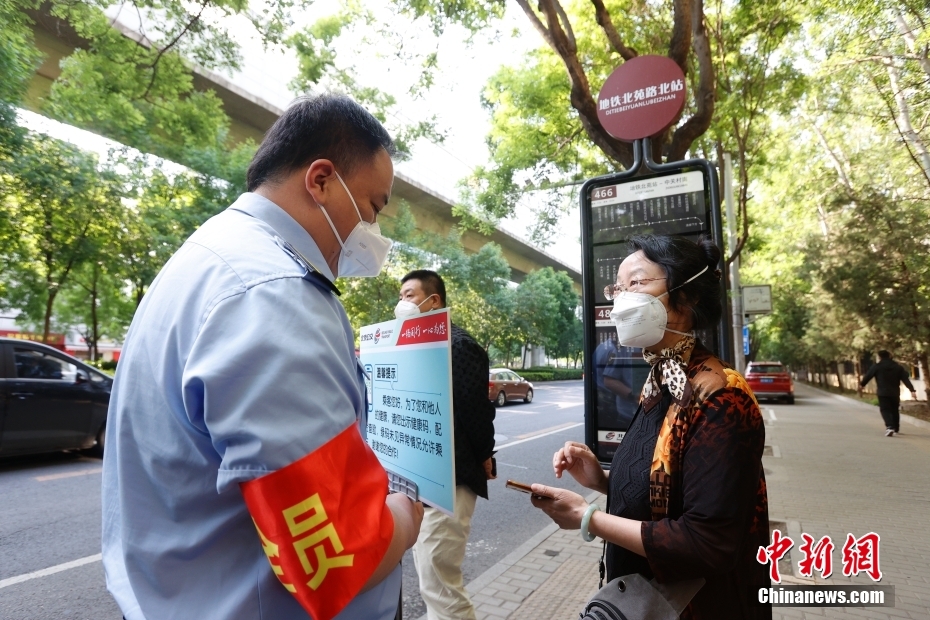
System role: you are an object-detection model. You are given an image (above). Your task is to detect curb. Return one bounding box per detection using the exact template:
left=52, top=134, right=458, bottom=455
left=800, top=382, right=930, bottom=430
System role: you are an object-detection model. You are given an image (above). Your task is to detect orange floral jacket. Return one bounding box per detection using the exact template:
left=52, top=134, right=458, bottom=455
left=640, top=342, right=771, bottom=620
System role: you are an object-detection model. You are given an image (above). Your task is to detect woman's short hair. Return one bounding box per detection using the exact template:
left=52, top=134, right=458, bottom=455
left=246, top=94, right=395, bottom=192
left=628, top=234, right=723, bottom=331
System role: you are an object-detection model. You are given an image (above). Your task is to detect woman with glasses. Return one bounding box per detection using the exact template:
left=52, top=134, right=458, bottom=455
left=530, top=234, right=770, bottom=620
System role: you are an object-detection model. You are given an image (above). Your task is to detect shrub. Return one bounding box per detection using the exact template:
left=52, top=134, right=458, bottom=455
left=515, top=367, right=583, bottom=382
left=518, top=370, right=554, bottom=382
left=552, top=368, right=583, bottom=381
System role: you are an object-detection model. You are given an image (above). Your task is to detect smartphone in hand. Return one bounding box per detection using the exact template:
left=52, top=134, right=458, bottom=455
left=505, top=479, right=534, bottom=494
left=506, top=480, right=551, bottom=500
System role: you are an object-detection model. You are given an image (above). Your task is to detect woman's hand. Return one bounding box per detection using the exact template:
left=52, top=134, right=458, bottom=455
left=529, top=484, right=588, bottom=530
left=553, top=441, right=608, bottom=493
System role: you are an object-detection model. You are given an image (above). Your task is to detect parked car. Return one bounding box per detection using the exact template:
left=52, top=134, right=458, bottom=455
left=489, top=368, right=534, bottom=406
left=745, top=361, right=794, bottom=404
left=0, top=338, right=112, bottom=458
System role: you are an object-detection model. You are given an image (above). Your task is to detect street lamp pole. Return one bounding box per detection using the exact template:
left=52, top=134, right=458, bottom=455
left=723, top=153, right=745, bottom=373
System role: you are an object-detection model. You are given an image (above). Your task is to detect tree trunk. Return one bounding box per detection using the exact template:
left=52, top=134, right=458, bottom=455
left=42, top=291, right=57, bottom=344
left=90, top=264, right=100, bottom=362
left=884, top=59, right=930, bottom=179
left=918, top=349, right=930, bottom=402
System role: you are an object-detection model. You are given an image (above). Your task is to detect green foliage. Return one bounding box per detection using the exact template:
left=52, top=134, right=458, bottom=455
left=287, top=8, right=444, bottom=155
left=0, top=133, right=125, bottom=340
left=516, top=370, right=553, bottom=382
left=44, top=2, right=236, bottom=174
left=393, top=0, right=506, bottom=35
left=0, top=0, right=39, bottom=157
left=513, top=267, right=578, bottom=350
left=740, top=1, right=930, bottom=395
left=521, top=366, right=583, bottom=380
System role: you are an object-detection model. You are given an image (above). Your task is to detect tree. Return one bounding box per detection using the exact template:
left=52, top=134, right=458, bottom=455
left=813, top=186, right=930, bottom=399
left=440, top=242, right=513, bottom=351
left=56, top=259, right=133, bottom=360
left=287, top=7, right=444, bottom=155
left=399, top=0, right=717, bottom=225
left=0, top=133, right=124, bottom=342
left=510, top=267, right=579, bottom=368
left=0, top=0, right=38, bottom=155
left=37, top=0, right=292, bottom=177
left=702, top=0, right=804, bottom=264
left=116, top=153, right=248, bottom=307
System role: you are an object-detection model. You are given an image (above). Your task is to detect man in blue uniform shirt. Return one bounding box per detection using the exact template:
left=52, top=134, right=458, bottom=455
left=102, top=94, right=423, bottom=620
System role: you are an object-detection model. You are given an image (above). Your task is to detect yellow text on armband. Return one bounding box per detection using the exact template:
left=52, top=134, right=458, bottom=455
left=283, top=494, right=355, bottom=590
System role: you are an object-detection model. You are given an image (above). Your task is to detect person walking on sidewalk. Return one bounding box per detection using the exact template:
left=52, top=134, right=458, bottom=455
left=859, top=350, right=917, bottom=437
left=395, top=270, right=497, bottom=620
left=530, top=235, right=770, bottom=620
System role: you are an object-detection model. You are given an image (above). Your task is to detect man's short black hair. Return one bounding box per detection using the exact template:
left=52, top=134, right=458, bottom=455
left=878, top=350, right=891, bottom=359
left=401, top=269, right=447, bottom=307
left=246, top=94, right=396, bottom=192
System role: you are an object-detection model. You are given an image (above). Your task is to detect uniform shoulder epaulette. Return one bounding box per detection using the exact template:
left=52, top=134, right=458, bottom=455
left=273, top=236, right=341, bottom=296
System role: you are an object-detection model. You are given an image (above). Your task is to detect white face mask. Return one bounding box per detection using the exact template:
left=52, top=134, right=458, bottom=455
left=317, top=171, right=393, bottom=278
left=393, top=296, right=433, bottom=319
left=609, top=266, right=708, bottom=348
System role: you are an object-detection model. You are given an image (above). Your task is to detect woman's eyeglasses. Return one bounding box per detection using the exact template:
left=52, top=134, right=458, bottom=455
left=603, top=277, right=667, bottom=300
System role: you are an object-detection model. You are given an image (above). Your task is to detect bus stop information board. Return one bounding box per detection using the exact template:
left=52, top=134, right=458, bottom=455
left=583, top=168, right=721, bottom=462
left=581, top=56, right=728, bottom=463
left=359, top=309, right=456, bottom=516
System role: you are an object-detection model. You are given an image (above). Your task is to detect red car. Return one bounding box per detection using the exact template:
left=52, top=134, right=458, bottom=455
left=745, top=361, right=794, bottom=404
left=488, top=369, right=534, bottom=406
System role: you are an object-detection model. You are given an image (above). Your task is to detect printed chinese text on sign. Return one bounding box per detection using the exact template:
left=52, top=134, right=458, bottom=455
left=596, top=55, right=688, bottom=141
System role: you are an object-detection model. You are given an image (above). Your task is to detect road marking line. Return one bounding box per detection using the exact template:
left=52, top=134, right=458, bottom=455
left=34, top=467, right=102, bottom=482
left=767, top=408, right=777, bottom=422
left=516, top=422, right=577, bottom=440
left=0, top=554, right=101, bottom=590
left=496, top=462, right=528, bottom=469
left=496, top=422, right=583, bottom=451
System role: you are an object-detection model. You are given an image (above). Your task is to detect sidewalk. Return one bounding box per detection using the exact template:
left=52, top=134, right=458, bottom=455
left=440, top=382, right=930, bottom=620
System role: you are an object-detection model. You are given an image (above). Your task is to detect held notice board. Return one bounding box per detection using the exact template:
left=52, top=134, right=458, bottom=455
left=359, top=309, right=456, bottom=516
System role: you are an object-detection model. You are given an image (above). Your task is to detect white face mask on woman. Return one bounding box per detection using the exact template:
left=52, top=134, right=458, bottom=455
left=317, top=171, right=393, bottom=278
left=610, top=266, right=708, bottom=348
left=393, top=296, right=433, bottom=319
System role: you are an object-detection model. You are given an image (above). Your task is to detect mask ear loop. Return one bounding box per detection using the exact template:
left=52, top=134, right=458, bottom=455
left=663, top=265, right=710, bottom=336
left=668, top=265, right=710, bottom=293
left=317, top=200, right=347, bottom=249
left=315, top=170, right=367, bottom=250
left=334, top=171, right=369, bottom=224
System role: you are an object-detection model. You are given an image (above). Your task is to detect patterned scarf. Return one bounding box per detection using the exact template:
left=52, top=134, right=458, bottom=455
left=641, top=334, right=696, bottom=519
left=640, top=334, right=696, bottom=409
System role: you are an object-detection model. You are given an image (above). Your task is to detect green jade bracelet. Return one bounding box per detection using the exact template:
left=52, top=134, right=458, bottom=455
left=581, top=503, right=600, bottom=542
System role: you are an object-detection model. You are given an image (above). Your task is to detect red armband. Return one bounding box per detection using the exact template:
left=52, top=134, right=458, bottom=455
left=240, top=423, right=394, bottom=620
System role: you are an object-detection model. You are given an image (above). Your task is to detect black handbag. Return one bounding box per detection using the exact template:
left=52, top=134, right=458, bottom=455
left=579, top=573, right=704, bottom=620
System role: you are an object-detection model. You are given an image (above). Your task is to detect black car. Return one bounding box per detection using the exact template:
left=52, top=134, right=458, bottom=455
left=0, top=337, right=111, bottom=457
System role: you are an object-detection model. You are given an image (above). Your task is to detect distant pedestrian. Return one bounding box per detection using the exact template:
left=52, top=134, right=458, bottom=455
left=859, top=350, right=917, bottom=437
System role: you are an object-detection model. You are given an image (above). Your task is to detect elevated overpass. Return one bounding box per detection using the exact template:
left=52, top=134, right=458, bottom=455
left=23, top=12, right=582, bottom=286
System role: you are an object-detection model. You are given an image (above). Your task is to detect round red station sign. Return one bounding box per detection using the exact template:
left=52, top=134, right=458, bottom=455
left=596, top=55, right=687, bottom=142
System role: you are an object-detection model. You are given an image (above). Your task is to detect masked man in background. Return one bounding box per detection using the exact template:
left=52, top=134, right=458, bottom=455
left=395, top=270, right=496, bottom=620
left=102, top=94, right=423, bottom=620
